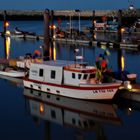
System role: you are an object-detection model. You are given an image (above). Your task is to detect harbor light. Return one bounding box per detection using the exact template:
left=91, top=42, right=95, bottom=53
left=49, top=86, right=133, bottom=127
left=124, top=81, right=132, bottom=90
left=127, top=83, right=132, bottom=90
left=129, top=108, right=132, bottom=111
left=4, top=21, right=9, bottom=27
left=121, top=28, right=125, bottom=33
left=49, top=24, right=56, bottom=29
left=93, top=20, right=96, bottom=24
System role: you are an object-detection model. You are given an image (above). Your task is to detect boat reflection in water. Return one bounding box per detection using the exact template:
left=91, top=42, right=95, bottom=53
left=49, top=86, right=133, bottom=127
left=23, top=88, right=122, bottom=132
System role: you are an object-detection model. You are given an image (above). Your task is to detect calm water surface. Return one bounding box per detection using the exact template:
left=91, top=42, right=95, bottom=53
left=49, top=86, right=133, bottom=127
left=0, top=21, right=140, bottom=140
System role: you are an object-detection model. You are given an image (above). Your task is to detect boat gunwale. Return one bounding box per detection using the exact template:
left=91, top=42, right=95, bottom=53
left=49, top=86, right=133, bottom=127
left=23, top=77, right=122, bottom=90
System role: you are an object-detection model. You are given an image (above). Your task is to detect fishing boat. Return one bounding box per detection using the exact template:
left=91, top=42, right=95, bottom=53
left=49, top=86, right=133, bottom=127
left=23, top=60, right=122, bottom=100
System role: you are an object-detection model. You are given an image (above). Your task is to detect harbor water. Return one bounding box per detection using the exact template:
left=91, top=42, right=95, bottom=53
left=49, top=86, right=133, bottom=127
left=0, top=21, right=140, bottom=140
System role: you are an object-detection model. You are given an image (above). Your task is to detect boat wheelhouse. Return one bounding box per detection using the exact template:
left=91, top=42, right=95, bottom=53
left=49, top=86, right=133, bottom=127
left=23, top=60, right=122, bottom=100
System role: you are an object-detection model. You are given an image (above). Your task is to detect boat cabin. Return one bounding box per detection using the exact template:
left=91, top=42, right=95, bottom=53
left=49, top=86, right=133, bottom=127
left=28, top=60, right=97, bottom=86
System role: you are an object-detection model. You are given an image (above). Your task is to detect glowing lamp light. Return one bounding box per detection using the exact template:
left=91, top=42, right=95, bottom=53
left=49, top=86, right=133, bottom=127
left=93, top=20, right=96, bottom=24
left=5, top=21, right=9, bottom=27
left=49, top=25, right=56, bottom=29
left=121, top=28, right=125, bottom=33
left=128, top=108, right=132, bottom=112
left=124, top=81, right=132, bottom=90
left=53, top=25, right=56, bottom=29
left=127, top=84, right=132, bottom=90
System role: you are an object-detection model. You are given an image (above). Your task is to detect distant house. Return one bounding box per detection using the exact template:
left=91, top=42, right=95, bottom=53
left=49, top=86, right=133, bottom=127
left=129, top=4, right=134, bottom=10
left=106, top=21, right=118, bottom=31
left=94, top=22, right=106, bottom=30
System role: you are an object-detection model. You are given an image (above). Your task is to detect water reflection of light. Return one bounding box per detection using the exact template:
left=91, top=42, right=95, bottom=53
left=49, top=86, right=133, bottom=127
left=39, top=103, right=45, bottom=114
left=5, top=35, right=11, bottom=59
left=93, top=34, right=97, bottom=40
left=121, top=55, right=125, bottom=71
left=53, top=42, right=56, bottom=60
left=127, top=107, right=132, bottom=115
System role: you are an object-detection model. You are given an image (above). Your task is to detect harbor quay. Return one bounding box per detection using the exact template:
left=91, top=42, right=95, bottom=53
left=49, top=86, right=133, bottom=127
left=0, top=9, right=139, bottom=20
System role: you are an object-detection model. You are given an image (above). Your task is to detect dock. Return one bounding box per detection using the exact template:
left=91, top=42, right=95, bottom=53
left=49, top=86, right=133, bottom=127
left=6, top=32, right=140, bottom=51
left=118, top=83, right=140, bottom=102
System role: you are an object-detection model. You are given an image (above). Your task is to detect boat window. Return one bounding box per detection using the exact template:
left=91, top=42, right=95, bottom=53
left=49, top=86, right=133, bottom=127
left=90, top=73, right=95, bottom=78
left=72, top=73, right=75, bottom=79
left=39, top=69, right=43, bottom=77
left=78, top=74, right=82, bottom=79
left=51, top=70, right=56, bottom=79
left=83, top=74, right=88, bottom=80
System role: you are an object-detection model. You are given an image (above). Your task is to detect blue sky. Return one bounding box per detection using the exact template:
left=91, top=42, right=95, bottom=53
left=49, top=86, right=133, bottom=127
left=0, top=0, right=139, bottom=10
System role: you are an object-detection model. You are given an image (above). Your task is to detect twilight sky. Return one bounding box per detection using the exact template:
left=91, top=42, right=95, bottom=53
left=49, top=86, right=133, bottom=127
left=0, top=0, right=139, bottom=10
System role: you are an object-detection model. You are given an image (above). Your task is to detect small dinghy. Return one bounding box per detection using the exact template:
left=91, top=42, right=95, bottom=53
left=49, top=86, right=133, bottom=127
left=0, top=65, right=25, bottom=78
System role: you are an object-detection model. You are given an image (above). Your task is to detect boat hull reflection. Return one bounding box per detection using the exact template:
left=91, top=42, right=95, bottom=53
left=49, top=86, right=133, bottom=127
left=23, top=88, right=121, bottom=129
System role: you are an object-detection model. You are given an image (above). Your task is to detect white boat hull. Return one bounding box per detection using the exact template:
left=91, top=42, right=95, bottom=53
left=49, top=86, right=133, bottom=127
left=23, top=79, right=121, bottom=100
left=0, top=70, right=25, bottom=78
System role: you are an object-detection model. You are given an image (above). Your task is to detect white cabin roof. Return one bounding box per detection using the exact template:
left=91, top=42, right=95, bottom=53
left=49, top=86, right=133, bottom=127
left=34, top=60, right=87, bottom=67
